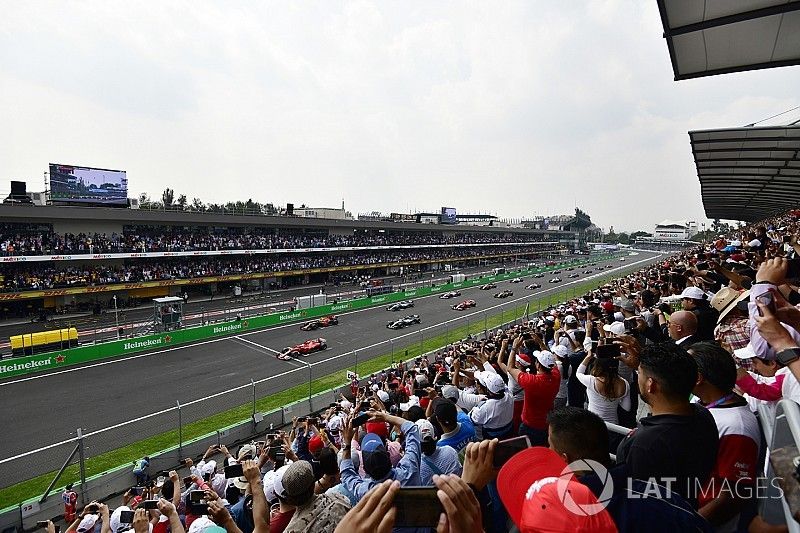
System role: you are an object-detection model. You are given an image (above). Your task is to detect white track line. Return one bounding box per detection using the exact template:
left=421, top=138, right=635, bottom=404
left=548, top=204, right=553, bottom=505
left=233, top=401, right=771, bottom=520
left=0, top=253, right=660, bottom=388
left=0, top=253, right=661, bottom=463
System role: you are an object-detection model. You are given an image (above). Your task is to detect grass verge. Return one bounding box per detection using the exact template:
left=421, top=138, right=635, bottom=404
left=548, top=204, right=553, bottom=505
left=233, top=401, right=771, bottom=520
left=0, top=265, right=626, bottom=508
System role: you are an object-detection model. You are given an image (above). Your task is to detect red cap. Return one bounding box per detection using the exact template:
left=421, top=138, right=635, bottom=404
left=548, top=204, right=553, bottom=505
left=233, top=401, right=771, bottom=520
left=497, top=447, right=617, bottom=533
left=364, top=421, right=389, bottom=438
left=308, top=435, right=324, bottom=454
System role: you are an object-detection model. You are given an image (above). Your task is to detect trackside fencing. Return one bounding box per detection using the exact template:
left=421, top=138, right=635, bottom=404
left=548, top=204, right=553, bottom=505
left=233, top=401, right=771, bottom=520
left=0, top=255, right=613, bottom=380
left=0, top=254, right=626, bottom=530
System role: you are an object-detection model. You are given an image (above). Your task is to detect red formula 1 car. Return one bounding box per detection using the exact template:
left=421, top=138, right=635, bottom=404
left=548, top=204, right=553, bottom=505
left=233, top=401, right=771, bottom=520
left=278, top=338, right=327, bottom=360
left=300, top=315, right=339, bottom=331
left=452, top=299, right=476, bottom=311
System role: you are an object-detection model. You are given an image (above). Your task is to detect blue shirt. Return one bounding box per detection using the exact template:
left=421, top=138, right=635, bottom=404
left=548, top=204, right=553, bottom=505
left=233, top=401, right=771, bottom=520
left=340, top=421, right=421, bottom=502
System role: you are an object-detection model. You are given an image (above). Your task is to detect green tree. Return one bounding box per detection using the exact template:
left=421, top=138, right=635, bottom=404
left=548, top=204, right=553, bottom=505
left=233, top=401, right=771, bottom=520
left=161, top=188, right=174, bottom=207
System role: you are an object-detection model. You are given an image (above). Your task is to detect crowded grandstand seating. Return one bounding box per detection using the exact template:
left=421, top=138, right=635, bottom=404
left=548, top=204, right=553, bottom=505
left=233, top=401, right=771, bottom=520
left=0, top=225, right=546, bottom=256
left=46, top=210, right=800, bottom=532
left=0, top=245, right=553, bottom=292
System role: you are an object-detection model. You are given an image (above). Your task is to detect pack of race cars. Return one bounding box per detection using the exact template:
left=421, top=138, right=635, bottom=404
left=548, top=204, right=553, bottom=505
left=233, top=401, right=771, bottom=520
left=275, top=258, right=607, bottom=360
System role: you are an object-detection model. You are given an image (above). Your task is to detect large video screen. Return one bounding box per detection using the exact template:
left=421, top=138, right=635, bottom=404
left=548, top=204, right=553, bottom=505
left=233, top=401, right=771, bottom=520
left=49, top=164, right=128, bottom=205
left=441, top=207, right=457, bottom=224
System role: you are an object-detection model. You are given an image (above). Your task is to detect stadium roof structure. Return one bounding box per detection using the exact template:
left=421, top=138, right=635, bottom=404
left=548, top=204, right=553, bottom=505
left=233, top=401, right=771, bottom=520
left=657, top=0, right=800, bottom=80
left=689, top=124, right=800, bottom=221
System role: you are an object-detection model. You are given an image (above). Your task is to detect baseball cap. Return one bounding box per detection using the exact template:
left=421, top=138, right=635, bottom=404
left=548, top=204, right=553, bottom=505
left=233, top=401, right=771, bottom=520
left=602, top=322, right=626, bottom=336
left=552, top=345, right=570, bottom=358
left=534, top=351, right=556, bottom=369
left=266, top=464, right=289, bottom=501
left=475, top=371, right=505, bottom=394
left=77, top=515, right=99, bottom=533
left=274, top=460, right=314, bottom=500
left=734, top=344, right=757, bottom=360
left=376, top=390, right=390, bottom=403
left=515, top=352, right=532, bottom=367
left=497, top=447, right=616, bottom=533
left=238, top=444, right=257, bottom=460
left=415, top=419, right=436, bottom=440
left=680, top=286, right=706, bottom=300
left=308, top=435, right=324, bottom=455
left=441, top=384, right=460, bottom=401
left=365, top=421, right=389, bottom=438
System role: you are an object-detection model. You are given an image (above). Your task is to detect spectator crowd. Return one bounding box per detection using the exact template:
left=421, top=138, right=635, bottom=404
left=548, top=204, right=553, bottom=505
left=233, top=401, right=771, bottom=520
left=0, top=225, right=545, bottom=256
left=51, top=209, right=800, bottom=532
left=0, top=244, right=555, bottom=292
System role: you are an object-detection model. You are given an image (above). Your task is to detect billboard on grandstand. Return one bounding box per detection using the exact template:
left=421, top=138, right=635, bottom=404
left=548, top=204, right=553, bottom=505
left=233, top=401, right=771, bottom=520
left=441, top=207, right=457, bottom=224
left=48, top=163, right=128, bottom=205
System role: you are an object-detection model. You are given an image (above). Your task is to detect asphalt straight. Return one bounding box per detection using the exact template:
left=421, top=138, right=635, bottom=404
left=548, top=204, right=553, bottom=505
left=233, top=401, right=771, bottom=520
left=0, top=251, right=662, bottom=486
left=0, top=257, right=532, bottom=351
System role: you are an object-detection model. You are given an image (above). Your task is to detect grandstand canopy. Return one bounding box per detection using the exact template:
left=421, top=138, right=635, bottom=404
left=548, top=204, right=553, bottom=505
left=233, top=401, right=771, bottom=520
left=690, top=124, right=800, bottom=222
left=657, top=0, right=800, bottom=80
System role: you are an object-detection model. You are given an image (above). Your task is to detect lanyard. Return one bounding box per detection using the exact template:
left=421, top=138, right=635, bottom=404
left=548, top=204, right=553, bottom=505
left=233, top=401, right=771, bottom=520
left=703, top=393, right=735, bottom=409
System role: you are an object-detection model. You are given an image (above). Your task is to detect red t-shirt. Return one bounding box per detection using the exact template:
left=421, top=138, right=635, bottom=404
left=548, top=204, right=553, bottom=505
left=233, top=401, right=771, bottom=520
left=517, top=368, right=561, bottom=429
left=270, top=509, right=295, bottom=533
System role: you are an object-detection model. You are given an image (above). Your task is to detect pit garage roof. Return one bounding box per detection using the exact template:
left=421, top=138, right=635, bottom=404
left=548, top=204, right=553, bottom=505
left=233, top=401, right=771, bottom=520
left=657, top=0, right=800, bottom=80
left=690, top=124, right=800, bottom=221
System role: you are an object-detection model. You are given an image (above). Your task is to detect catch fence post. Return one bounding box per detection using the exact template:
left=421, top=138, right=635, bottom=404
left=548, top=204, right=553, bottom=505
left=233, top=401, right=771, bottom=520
left=77, top=428, right=87, bottom=507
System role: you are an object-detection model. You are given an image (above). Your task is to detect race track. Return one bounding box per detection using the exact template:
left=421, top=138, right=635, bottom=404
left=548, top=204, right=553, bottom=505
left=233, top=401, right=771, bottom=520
left=0, top=251, right=661, bottom=487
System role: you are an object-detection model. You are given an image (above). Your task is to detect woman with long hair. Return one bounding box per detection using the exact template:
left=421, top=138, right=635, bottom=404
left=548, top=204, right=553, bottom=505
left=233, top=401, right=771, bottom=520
left=575, top=348, right=631, bottom=425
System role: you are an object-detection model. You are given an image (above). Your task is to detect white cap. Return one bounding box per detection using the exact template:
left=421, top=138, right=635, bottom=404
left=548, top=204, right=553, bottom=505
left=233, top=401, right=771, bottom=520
left=475, top=371, right=505, bottom=394
left=416, top=419, right=436, bottom=440
left=534, top=350, right=556, bottom=368
left=188, top=517, right=215, bottom=533
left=272, top=464, right=291, bottom=499
left=77, top=515, right=99, bottom=533
left=200, top=460, right=216, bottom=476
left=603, top=322, right=627, bottom=336
left=734, top=344, right=757, bottom=360
left=680, top=286, right=706, bottom=300
left=552, top=345, right=570, bottom=357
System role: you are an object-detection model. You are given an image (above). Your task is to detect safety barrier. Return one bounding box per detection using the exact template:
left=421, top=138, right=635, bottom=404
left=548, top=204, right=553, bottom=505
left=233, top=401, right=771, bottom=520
left=0, top=255, right=612, bottom=379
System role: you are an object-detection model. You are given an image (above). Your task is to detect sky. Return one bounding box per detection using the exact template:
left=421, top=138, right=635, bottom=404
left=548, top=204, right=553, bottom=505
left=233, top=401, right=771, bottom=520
left=1, top=1, right=799, bottom=233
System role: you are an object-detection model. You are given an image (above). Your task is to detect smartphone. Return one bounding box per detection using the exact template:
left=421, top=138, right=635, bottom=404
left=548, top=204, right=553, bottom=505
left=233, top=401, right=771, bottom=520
left=141, top=500, right=159, bottom=510
left=596, top=344, right=621, bottom=359
left=119, top=510, right=134, bottom=523
left=493, top=436, right=532, bottom=468
left=224, top=463, right=244, bottom=479
left=351, top=412, right=371, bottom=427
left=393, top=487, right=445, bottom=528
left=755, top=292, right=776, bottom=317
left=787, top=258, right=800, bottom=280
left=189, top=490, right=208, bottom=513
